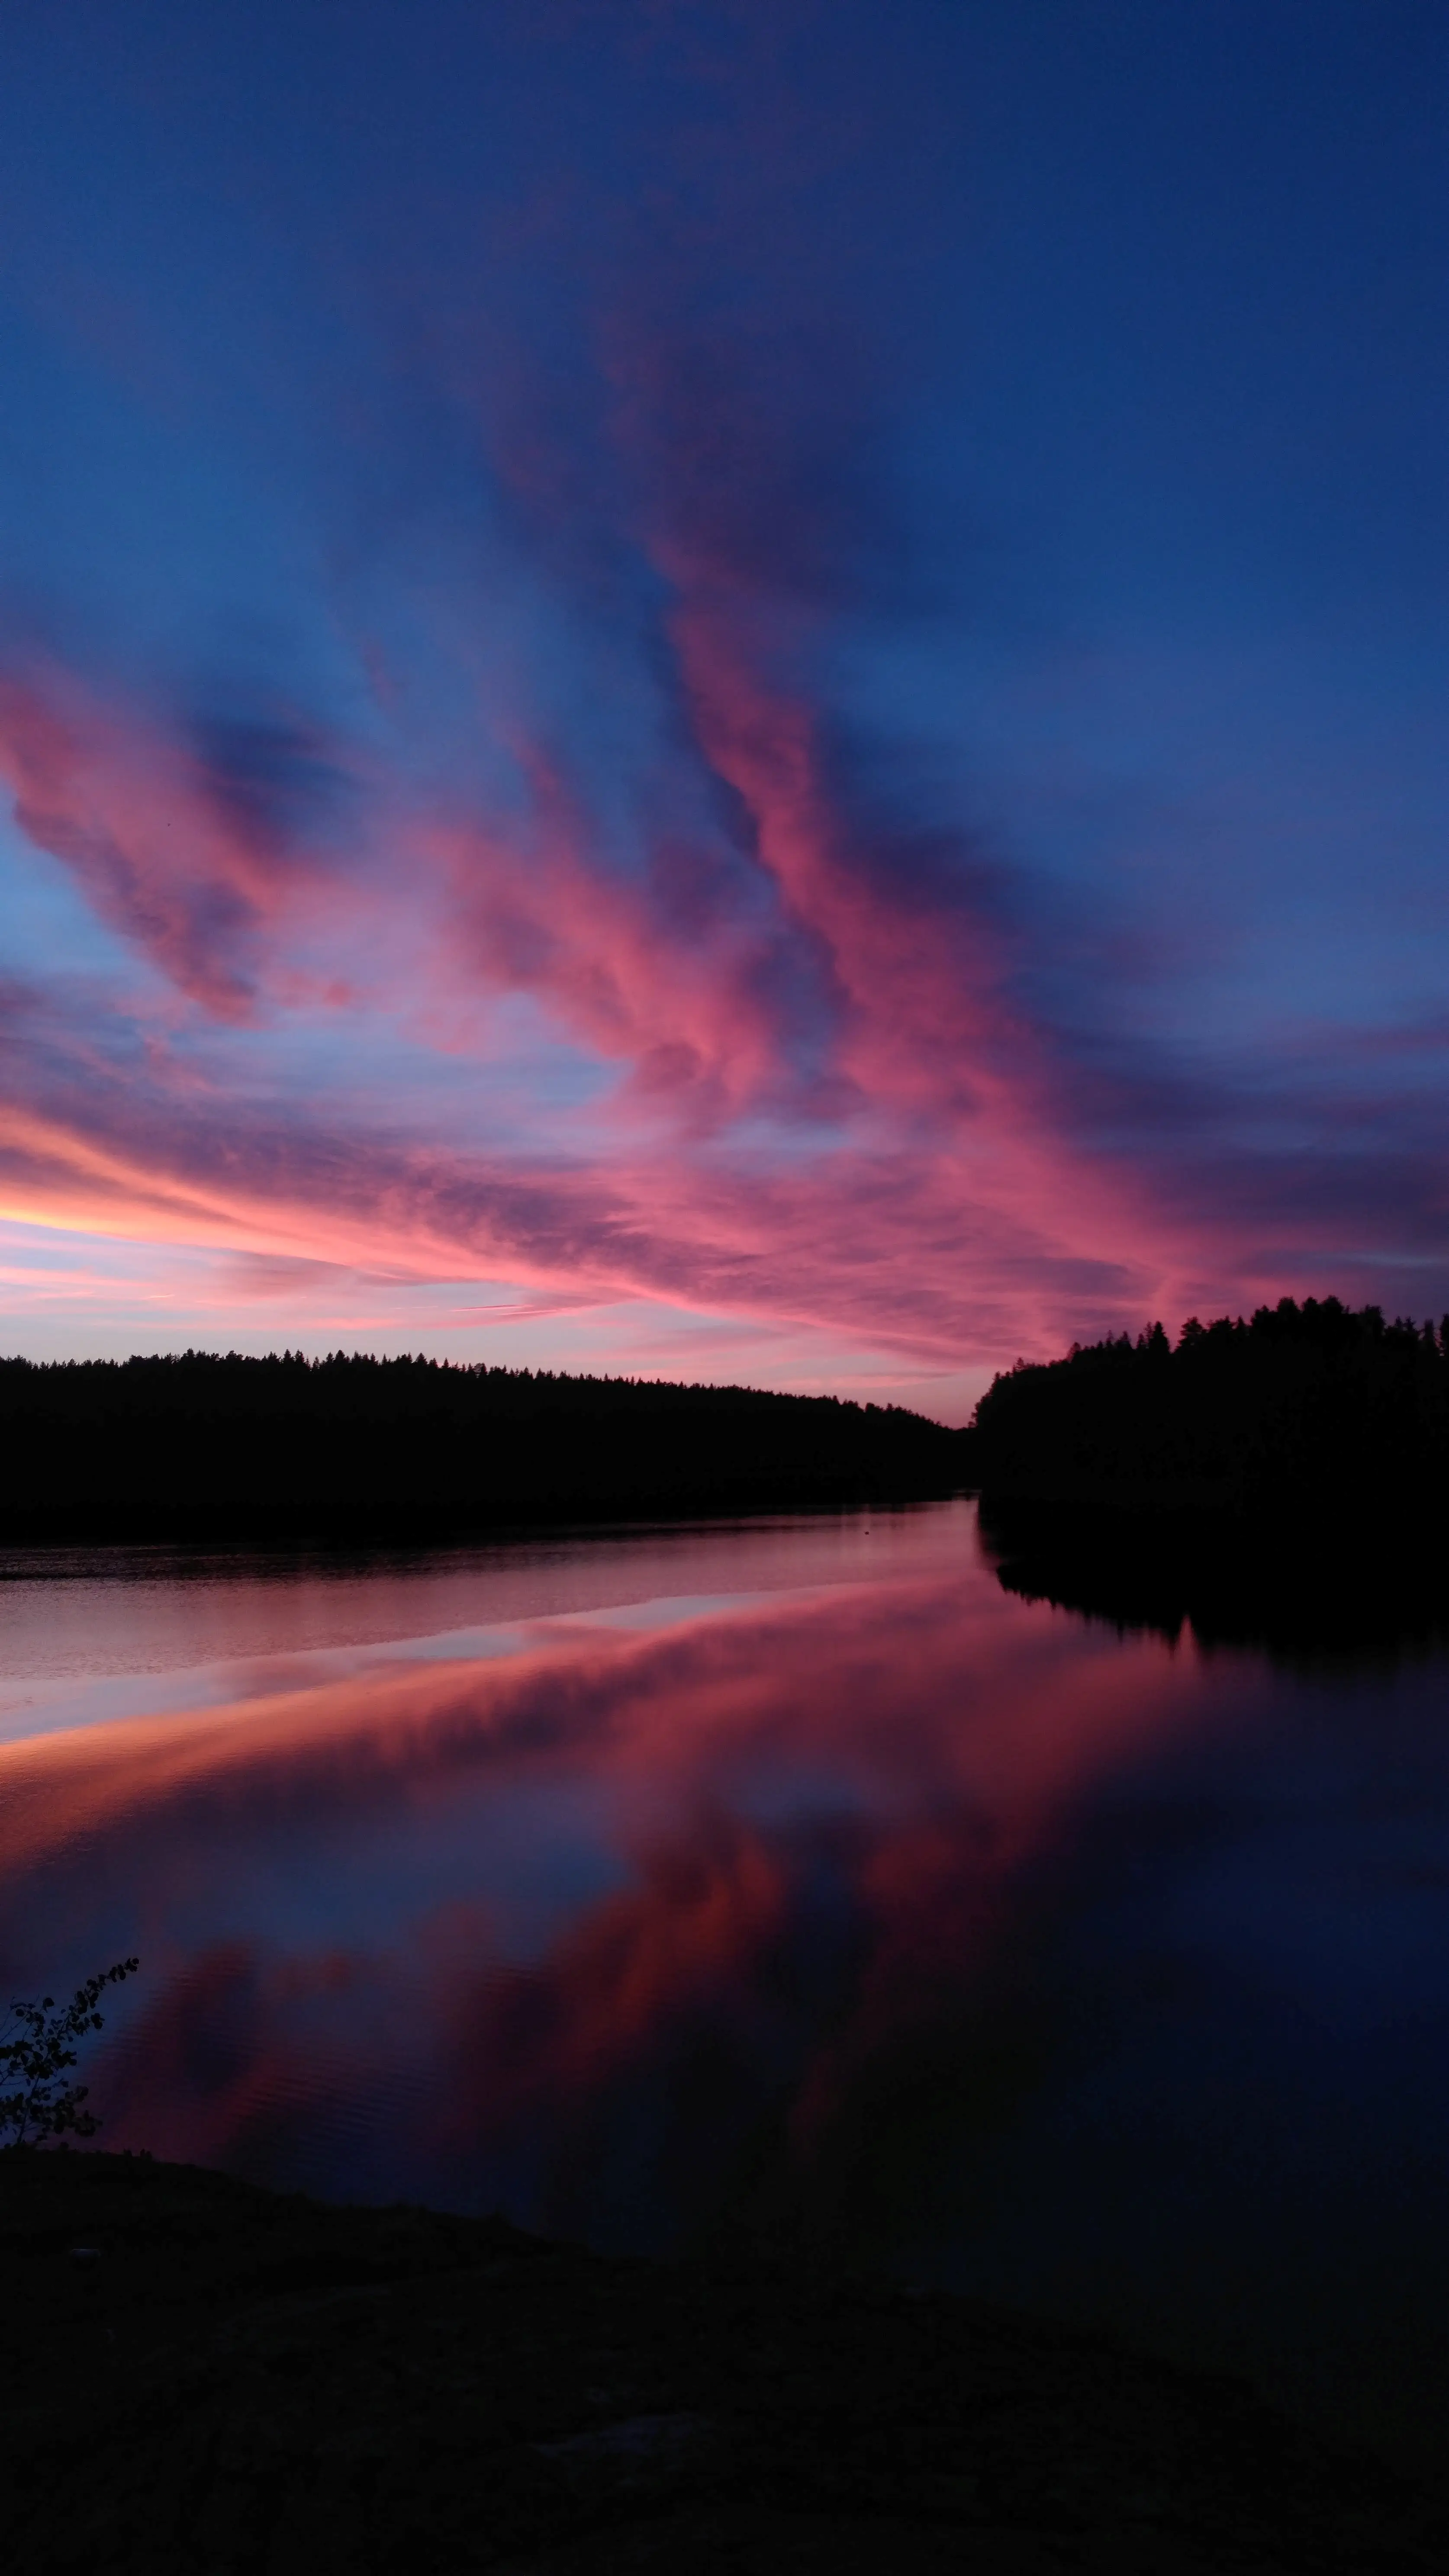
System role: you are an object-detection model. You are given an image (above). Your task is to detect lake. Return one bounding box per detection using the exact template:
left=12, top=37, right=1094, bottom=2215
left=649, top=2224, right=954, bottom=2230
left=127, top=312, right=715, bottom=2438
left=2, top=1498, right=1447, bottom=2473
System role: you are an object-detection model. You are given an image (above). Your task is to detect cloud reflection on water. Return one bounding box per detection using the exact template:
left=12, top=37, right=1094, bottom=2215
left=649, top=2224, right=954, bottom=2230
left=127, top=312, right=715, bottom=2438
left=4, top=1518, right=1449, bottom=2469
left=0, top=1556, right=1191, bottom=2240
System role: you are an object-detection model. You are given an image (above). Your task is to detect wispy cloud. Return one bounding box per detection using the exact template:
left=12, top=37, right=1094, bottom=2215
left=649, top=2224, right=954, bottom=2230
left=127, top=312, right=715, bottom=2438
left=0, top=2, right=1443, bottom=1375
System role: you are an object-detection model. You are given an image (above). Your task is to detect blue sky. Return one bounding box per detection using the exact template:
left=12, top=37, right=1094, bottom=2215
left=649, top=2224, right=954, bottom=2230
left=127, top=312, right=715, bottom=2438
left=0, top=1, right=1444, bottom=1412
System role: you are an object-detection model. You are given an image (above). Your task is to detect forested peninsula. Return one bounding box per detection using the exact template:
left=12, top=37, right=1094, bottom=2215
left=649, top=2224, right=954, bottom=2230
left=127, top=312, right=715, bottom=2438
left=969, top=1297, right=1449, bottom=1510
left=0, top=1352, right=965, bottom=1546
left=969, top=1298, right=1449, bottom=1658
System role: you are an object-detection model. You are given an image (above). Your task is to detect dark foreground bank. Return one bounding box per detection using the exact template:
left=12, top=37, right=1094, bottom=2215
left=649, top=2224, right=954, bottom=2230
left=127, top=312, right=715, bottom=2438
left=0, top=1353, right=965, bottom=1545
left=0, top=2151, right=1441, bottom=2574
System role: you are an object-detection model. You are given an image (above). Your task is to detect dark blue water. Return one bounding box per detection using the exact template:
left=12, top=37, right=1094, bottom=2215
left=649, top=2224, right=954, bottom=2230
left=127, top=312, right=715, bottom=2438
left=2, top=1500, right=1446, bottom=2471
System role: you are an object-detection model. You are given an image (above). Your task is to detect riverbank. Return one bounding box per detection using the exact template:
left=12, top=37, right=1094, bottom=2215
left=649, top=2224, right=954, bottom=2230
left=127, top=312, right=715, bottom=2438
left=0, top=2148, right=1441, bottom=2572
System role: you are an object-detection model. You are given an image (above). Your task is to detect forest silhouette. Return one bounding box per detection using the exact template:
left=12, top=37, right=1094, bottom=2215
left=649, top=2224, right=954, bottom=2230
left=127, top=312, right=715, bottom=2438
left=968, top=1298, right=1449, bottom=1662
left=969, top=1296, right=1449, bottom=1508
left=0, top=1351, right=964, bottom=1544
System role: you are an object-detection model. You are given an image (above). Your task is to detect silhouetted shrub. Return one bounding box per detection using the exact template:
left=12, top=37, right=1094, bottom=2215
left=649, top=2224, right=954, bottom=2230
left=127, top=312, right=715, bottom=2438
left=0, top=1960, right=139, bottom=2147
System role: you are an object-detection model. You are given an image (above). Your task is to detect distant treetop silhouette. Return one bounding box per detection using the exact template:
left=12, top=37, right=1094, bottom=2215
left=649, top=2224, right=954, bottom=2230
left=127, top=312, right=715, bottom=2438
left=969, top=1298, right=1449, bottom=1512
left=0, top=1352, right=964, bottom=1545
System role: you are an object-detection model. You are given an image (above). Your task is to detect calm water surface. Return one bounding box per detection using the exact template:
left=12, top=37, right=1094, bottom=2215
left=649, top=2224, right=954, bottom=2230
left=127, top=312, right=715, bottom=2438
left=3, top=1501, right=1447, bottom=2470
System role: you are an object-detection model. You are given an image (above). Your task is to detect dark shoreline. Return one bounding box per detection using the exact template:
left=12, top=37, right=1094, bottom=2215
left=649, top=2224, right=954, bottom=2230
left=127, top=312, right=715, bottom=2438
left=0, top=1494, right=965, bottom=1585
left=1, top=2148, right=1442, bottom=2573
left=0, top=1476, right=965, bottom=1552
left=0, top=1351, right=968, bottom=1549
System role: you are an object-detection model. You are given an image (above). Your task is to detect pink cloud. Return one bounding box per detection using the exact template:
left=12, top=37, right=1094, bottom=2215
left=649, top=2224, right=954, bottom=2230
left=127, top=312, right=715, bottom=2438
left=0, top=0, right=1444, bottom=1391
left=1, top=556, right=1438, bottom=1379
left=0, top=664, right=353, bottom=1016
left=0, top=941, right=1369, bottom=1376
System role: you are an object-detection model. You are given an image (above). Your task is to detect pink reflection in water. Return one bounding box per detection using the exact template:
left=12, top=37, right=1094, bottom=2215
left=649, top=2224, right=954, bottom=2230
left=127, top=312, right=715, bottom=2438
left=0, top=1526, right=1214, bottom=2243
left=6, top=1515, right=1448, bottom=2477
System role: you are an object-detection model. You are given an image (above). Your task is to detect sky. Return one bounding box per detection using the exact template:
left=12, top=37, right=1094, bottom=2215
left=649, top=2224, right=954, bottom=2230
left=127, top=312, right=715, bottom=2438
left=0, top=0, right=1444, bottom=1420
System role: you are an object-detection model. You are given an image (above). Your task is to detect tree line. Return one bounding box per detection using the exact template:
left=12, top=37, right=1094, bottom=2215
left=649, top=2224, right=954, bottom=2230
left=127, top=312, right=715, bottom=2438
left=967, top=1296, right=1449, bottom=1512
left=0, top=1351, right=965, bottom=1543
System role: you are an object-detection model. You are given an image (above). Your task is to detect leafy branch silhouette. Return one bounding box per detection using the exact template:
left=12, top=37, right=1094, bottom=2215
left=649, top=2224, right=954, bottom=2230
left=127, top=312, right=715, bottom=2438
left=0, top=1959, right=139, bottom=2147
